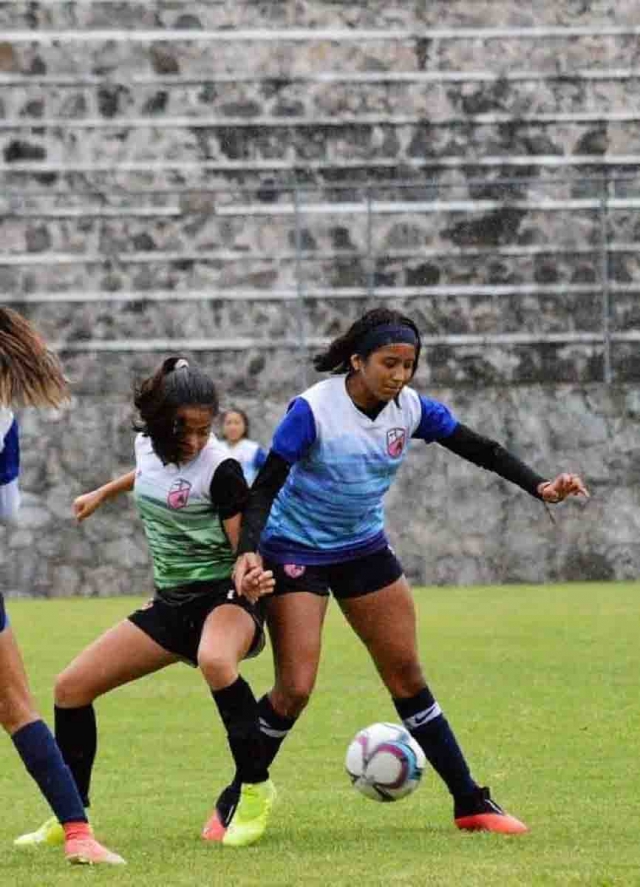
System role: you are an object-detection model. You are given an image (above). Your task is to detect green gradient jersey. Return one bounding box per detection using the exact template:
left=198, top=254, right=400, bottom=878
left=134, top=433, right=235, bottom=589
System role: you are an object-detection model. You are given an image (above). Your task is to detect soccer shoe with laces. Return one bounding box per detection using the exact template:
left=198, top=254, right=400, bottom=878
left=14, top=816, right=65, bottom=847
left=222, top=779, right=276, bottom=848
left=454, top=786, right=529, bottom=834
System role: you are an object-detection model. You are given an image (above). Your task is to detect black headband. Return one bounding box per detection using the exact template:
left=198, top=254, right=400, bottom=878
left=356, top=324, right=418, bottom=358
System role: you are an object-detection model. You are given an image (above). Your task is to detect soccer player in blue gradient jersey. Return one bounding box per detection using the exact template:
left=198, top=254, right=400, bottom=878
left=226, top=306, right=589, bottom=839
left=0, top=307, right=124, bottom=866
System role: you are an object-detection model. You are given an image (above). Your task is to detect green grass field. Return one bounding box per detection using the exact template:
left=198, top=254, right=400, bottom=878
left=1, top=582, right=639, bottom=887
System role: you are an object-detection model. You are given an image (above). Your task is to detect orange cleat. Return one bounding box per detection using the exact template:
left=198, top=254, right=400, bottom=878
left=64, top=826, right=126, bottom=866
left=202, top=783, right=240, bottom=843
left=454, top=786, right=529, bottom=835
left=202, top=809, right=227, bottom=843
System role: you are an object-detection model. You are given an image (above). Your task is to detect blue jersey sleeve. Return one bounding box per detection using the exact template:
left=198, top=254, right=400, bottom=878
left=412, top=396, right=458, bottom=443
left=271, top=397, right=317, bottom=463
left=0, top=418, right=20, bottom=485
left=254, top=446, right=267, bottom=471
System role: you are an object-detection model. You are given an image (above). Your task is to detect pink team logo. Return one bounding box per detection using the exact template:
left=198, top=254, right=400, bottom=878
left=167, top=478, right=192, bottom=509
left=283, top=563, right=306, bottom=579
left=386, top=427, right=406, bottom=458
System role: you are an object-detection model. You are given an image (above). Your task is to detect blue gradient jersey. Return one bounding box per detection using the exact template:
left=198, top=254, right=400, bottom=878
left=0, top=407, right=20, bottom=632
left=259, top=376, right=458, bottom=565
left=0, top=407, right=20, bottom=524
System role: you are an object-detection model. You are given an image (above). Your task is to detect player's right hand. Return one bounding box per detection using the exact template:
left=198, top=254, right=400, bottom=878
left=234, top=552, right=268, bottom=600
left=239, top=566, right=275, bottom=604
left=73, top=489, right=104, bottom=522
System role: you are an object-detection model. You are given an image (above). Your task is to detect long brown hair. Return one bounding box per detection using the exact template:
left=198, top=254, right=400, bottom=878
left=0, top=307, right=69, bottom=407
left=133, top=356, right=219, bottom=465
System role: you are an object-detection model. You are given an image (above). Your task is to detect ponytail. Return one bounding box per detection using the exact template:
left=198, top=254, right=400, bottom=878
left=134, top=356, right=218, bottom=464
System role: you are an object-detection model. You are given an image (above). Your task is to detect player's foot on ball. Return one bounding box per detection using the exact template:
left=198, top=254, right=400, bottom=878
left=65, top=830, right=126, bottom=866
left=14, top=816, right=65, bottom=847
left=202, top=783, right=241, bottom=842
left=222, top=779, right=276, bottom=848
left=454, top=786, right=529, bottom=834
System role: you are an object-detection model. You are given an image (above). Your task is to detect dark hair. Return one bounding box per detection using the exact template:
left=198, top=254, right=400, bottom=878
left=0, top=307, right=69, bottom=407
left=221, top=407, right=250, bottom=439
left=133, top=356, right=218, bottom=465
left=312, top=308, right=421, bottom=376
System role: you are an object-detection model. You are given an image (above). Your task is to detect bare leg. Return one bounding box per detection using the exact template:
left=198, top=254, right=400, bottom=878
left=266, top=593, right=329, bottom=718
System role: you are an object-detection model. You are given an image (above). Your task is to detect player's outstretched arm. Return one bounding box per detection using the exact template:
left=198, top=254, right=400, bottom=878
left=438, top=424, right=589, bottom=504
left=73, top=469, right=136, bottom=522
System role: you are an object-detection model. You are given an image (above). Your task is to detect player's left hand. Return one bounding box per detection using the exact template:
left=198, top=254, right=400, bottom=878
left=538, top=473, right=589, bottom=503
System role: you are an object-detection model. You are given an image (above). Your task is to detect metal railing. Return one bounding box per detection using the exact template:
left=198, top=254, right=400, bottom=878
left=3, top=172, right=640, bottom=385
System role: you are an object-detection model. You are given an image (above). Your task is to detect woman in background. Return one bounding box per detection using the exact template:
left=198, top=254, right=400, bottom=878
left=220, top=408, right=267, bottom=486
left=0, top=306, right=124, bottom=866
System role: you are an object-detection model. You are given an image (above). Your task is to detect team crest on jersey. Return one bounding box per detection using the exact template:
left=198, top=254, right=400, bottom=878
left=283, top=564, right=306, bottom=579
left=386, top=427, right=406, bottom=458
left=167, top=478, right=192, bottom=509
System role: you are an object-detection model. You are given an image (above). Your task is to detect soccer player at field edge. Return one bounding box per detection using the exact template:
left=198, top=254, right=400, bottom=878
left=15, top=356, right=276, bottom=851
left=227, top=306, right=589, bottom=838
left=0, top=306, right=124, bottom=866
left=220, top=408, right=267, bottom=486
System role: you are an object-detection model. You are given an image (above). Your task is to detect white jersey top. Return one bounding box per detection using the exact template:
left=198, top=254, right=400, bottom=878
left=133, top=432, right=235, bottom=588
left=219, top=438, right=266, bottom=486
left=260, top=376, right=458, bottom=564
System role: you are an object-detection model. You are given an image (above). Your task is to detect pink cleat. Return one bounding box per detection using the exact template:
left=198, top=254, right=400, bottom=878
left=65, top=832, right=126, bottom=866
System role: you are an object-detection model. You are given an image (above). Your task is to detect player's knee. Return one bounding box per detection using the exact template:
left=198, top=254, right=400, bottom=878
left=0, top=692, right=37, bottom=735
left=272, top=679, right=314, bottom=718
left=54, top=668, right=92, bottom=708
left=197, top=648, right=237, bottom=688
left=381, top=657, right=425, bottom=698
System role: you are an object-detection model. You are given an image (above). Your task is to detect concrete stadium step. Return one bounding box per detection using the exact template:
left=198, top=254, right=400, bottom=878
left=2, top=71, right=639, bottom=123
left=1, top=121, right=637, bottom=174
left=1, top=1, right=638, bottom=32
left=2, top=26, right=640, bottom=79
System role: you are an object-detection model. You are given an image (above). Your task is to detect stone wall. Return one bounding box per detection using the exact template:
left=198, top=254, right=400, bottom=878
left=2, top=2, right=640, bottom=594
left=2, top=381, right=639, bottom=597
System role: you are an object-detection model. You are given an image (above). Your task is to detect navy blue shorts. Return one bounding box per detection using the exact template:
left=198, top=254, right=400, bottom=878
left=264, top=546, right=404, bottom=600
left=0, top=591, right=8, bottom=633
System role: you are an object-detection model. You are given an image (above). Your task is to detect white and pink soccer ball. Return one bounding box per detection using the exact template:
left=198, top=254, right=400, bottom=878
left=345, top=722, right=426, bottom=802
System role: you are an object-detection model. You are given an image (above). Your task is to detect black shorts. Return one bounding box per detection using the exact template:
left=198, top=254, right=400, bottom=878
left=128, top=578, right=265, bottom=667
left=264, top=546, right=403, bottom=600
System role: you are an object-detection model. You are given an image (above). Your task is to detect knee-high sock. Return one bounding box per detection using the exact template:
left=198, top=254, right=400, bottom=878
left=212, top=677, right=269, bottom=785
left=256, top=694, right=298, bottom=770
left=54, top=704, right=96, bottom=808
left=394, top=687, right=477, bottom=800
left=12, top=720, right=87, bottom=824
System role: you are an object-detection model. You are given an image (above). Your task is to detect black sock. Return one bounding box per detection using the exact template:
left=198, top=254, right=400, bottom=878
left=394, top=687, right=477, bottom=800
left=54, top=704, right=96, bottom=809
left=212, top=676, right=268, bottom=785
left=12, top=720, right=87, bottom=825
left=257, top=694, right=297, bottom=769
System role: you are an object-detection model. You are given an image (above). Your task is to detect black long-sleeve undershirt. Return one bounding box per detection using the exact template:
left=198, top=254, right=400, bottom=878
left=438, top=423, right=547, bottom=499
left=236, top=423, right=548, bottom=555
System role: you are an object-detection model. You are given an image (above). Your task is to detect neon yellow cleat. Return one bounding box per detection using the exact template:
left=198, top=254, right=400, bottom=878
left=14, top=816, right=65, bottom=848
left=222, top=780, right=276, bottom=848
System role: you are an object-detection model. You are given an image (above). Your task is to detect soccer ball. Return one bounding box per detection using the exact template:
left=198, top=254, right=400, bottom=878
left=345, top=722, right=426, bottom=802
